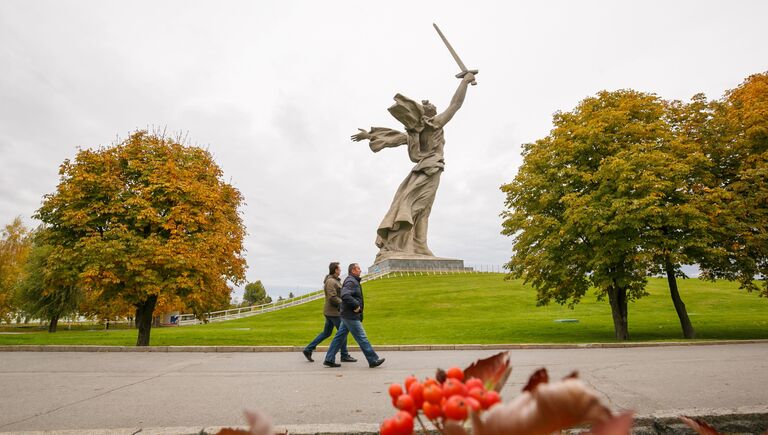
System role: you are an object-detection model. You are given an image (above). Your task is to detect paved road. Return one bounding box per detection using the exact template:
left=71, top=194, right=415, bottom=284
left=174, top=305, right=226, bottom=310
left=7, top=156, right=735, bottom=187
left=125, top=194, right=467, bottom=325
left=0, top=343, right=766, bottom=433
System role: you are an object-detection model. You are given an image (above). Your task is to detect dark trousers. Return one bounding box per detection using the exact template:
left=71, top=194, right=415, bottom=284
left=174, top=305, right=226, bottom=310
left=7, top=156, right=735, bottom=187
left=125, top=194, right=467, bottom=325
left=304, top=315, right=349, bottom=357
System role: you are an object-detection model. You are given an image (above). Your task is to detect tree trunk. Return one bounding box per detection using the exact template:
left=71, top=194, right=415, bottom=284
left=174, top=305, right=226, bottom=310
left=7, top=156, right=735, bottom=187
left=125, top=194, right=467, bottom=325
left=665, top=256, right=695, bottom=339
left=607, top=285, right=629, bottom=340
left=48, top=314, right=59, bottom=333
left=135, top=295, right=158, bottom=346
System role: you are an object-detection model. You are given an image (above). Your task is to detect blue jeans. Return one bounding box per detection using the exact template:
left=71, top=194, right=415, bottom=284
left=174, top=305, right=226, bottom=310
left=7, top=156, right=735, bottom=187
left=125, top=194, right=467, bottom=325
left=304, top=315, right=349, bottom=357
left=325, top=318, right=379, bottom=364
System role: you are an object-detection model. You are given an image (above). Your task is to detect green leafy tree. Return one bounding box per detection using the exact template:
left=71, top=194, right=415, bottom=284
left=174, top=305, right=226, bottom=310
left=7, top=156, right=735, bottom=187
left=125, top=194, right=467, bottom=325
left=243, top=280, right=271, bottom=306
left=630, top=98, right=720, bottom=339
left=696, top=72, right=768, bottom=297
left=36, top=131, right=247, bottom=345
left=16, top=231, right=80, bottom=332
left=502, top=89, right=706, bottom=339
left=0, top=217, right=31, bottom=323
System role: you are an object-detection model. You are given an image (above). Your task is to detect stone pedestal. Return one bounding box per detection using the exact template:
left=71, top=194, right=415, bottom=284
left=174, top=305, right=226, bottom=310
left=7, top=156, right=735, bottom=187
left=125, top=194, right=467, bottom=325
left=367, top=257, right=469, bottom=275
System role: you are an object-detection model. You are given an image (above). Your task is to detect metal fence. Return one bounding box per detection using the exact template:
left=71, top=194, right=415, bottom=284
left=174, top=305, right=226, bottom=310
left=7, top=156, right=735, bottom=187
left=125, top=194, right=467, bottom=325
left=362, top=264, right=505, bottom=281
left=177, top=289, right=325, bottom=326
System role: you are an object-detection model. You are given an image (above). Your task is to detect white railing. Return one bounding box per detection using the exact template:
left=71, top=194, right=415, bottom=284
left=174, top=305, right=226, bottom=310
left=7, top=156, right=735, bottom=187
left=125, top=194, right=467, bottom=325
left=362, top=264, right=505, bottom=281
left=175, top=265, right=505, bottom=325
left=177, top=289, right=325, bottom=326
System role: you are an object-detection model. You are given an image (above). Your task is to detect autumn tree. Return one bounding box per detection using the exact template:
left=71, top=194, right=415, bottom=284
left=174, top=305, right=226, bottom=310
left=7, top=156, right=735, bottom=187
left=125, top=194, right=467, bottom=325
left=502, top=90, right=707, bottom=339
left=76, top=275, right=135, bottom=329
left=243, top=280, right=271, bottom=306
left=36, top=131, right=247, bottom=345
left=696, top=72, right=768, bottom=297
left=634, top=97, right=719, bottom=339
left=0, top=217, right=31, bottom=323
left=16, top=230, right=81, bottom=332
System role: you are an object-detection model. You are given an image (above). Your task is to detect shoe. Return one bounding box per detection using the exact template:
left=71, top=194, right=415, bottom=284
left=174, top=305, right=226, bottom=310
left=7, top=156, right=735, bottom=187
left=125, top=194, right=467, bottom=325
left=369, top=358, right=385, bottom=368
left=302, top=349, right=314, bottom=362
left=340, top=355, right=358, bottom=363
left=323, top=360, right=341, bottom=368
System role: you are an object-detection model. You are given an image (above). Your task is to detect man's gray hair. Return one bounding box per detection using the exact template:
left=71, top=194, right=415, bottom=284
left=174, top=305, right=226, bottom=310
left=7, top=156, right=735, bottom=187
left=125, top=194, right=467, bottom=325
left=348, top=263, right=359, bottom=274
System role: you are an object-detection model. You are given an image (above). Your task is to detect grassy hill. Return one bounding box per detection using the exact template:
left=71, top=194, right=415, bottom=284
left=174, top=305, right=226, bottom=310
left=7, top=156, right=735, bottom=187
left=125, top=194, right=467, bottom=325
left=1, top=274, right=766, bottom=346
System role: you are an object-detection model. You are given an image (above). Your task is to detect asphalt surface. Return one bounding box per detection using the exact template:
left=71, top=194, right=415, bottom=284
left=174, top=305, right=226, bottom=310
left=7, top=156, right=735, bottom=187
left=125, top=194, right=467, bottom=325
left=0, top=343, right=766, bottom=433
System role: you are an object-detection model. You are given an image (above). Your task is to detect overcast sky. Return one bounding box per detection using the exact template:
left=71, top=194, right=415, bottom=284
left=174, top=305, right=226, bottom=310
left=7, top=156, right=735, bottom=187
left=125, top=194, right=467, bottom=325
left=1, top=1, right=767, bottom=299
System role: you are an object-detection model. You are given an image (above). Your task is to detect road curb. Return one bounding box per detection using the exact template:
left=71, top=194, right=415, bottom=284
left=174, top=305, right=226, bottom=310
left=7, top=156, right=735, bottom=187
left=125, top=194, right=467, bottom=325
left=3, top=411, right=766, bottom=434
left=0, top=339, right=766, bottom=353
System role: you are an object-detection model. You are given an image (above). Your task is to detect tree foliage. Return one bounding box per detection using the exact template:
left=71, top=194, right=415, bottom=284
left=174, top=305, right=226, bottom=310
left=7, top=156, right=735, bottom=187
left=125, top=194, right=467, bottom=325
left=501, top=90, right=705, bottom=339
left=696, top=72, right=768, bottom=296
left=243, top=280, right=271, bottom=306
left=16, top=231, right=81, bottom=332
left=0, top=217, right=31, bottom=323
left=502, top=72, right=768, bottom=339
left=35, top=131, right=247, bottom=345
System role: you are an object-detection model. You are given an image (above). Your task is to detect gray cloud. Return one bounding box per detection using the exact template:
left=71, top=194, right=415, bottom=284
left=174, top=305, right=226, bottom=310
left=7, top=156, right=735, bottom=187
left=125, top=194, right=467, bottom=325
left=1, top=0, right=767, bottom=298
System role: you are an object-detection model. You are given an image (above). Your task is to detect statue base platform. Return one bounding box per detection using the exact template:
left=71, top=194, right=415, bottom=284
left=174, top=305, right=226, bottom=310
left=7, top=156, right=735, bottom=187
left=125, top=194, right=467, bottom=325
left=367, top=256, right=469, bottom=275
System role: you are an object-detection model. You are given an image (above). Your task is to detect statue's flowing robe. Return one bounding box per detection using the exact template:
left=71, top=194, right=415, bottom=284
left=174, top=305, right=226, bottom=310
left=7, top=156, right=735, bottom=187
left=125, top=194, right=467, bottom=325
left=368, top=94, right=446, bottom=261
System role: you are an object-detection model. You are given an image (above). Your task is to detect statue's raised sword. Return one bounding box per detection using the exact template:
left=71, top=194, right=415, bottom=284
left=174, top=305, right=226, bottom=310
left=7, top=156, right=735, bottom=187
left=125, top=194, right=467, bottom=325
left=433, top=23, right=478, bottom=85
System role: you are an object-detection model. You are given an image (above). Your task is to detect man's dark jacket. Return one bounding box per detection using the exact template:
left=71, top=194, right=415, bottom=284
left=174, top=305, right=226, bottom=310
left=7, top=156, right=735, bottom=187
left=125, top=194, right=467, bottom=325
left=340, top=275, right=364, bottom=321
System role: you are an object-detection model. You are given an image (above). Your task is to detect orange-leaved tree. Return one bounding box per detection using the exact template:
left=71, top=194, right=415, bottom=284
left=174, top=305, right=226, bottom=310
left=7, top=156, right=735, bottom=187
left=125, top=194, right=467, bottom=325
left=0, top=217, right=32, bottom=323
left=696, top=72, right=768, bottom=297
left=36, top=131, right=246, bottom=345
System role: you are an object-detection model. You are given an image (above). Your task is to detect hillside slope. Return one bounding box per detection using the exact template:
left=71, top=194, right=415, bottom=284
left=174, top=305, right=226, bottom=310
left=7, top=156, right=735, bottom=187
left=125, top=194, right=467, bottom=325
left=1, top=274, right=766, bottom=345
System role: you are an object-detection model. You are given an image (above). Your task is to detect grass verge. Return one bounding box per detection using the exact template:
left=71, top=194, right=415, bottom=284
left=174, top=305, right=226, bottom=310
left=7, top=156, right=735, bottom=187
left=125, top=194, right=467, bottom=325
left=0, top=274, right=765, bottom=346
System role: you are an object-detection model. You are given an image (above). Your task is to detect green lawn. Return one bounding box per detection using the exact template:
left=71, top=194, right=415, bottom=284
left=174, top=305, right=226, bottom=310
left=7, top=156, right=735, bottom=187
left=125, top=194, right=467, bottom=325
left=1, top=274, right=766, bottom=346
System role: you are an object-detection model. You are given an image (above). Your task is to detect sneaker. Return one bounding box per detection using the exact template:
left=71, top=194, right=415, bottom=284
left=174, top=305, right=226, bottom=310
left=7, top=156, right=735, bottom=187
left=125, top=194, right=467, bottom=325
left=323, top=360, right=341, bottom=368
left=302, top=349, right=314, bottom=362
left=369, top=358, right=385, bottom=368
left=340, top=355, right=358, bottom=363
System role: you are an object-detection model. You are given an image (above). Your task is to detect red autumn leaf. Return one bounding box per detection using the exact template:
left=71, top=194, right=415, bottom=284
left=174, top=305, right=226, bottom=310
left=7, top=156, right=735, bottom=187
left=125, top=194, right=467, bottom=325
left=680, top=416, right=721, bottom=435
left=436, top=367, right=447, bottom=384
left=522, top=368, right=549, bottom=393
left=463, top=351, right=512, bottom=392
left=563, top=370, right=579, bottom=380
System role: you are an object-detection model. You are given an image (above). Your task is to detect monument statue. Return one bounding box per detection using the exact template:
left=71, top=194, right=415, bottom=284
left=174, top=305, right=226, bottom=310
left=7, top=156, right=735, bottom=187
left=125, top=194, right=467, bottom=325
left=352, top=24, right=477, bottom=265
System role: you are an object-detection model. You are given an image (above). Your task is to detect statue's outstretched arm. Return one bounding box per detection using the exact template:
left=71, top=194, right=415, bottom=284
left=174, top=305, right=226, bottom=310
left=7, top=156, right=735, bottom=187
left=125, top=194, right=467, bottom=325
left=351, top=128, right=371, bottom=142
left=433, top=72, right=475, bottom=128
left=352, top=127, right=408, bottom=153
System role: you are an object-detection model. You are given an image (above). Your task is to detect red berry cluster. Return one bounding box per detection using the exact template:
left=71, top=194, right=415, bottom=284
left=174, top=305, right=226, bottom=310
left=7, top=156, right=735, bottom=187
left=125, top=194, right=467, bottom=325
left=380, top=367, right=502, bottom=435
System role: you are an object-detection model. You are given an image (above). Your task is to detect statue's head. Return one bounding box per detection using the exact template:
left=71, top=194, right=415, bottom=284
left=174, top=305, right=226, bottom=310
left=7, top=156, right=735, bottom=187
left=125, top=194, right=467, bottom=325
left=422, top=100, right=437, bottom=117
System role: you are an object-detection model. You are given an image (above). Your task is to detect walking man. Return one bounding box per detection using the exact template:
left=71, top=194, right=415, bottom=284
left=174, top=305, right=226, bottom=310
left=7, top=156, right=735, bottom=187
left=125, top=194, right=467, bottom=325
left=303, top=262, right=356, bottom=363
left=324, top=263, right=385, bottom=368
